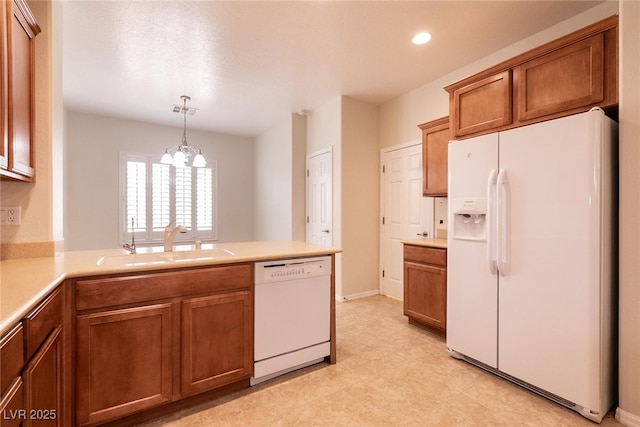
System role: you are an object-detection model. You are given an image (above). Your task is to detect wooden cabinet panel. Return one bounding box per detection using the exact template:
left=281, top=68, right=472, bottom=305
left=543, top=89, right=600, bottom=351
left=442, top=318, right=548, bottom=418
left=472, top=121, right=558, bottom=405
left=1, top=323, right=24, bottom=396
left=403, top=245, right=447, bottom=336
left=404, top=261, right=447, bottom=331
left=181, top=291, right=252, bottom=396
left=24, top=288, right=62, bottom=361
left=2, top=0, right=40, bottom=181
left=23, top=326, right=62, bottom=427
left=451, top=70, right=512, bottom=137
left=516, top=34, right=604, bottom=121
left=418, top=117, right=449, bottom=196
left=0, top=378, right=24, bottom=427
left=76, top=304, right=174, bottom=426
left=76, top=263, right=252, bottom=311
left=0, top=0, right=8, bottom=170
left=444, top=15, right=617, bottom=139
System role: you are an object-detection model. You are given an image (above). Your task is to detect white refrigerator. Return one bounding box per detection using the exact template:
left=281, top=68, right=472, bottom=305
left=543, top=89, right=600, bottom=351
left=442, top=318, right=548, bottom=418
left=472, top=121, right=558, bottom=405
left=446, top=108, right=617, bottom=423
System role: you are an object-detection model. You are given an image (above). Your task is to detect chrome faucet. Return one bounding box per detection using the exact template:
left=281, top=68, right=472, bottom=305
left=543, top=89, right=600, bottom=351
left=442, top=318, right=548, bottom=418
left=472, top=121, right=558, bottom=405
left=123, top=217, right=137, bottom=254
left=164, top=220, right=187, bottom=252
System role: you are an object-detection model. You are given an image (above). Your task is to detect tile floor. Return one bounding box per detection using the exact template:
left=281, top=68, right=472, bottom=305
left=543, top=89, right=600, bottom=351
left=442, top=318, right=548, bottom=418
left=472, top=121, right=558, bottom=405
left=140, top=295, right=621, bottom=426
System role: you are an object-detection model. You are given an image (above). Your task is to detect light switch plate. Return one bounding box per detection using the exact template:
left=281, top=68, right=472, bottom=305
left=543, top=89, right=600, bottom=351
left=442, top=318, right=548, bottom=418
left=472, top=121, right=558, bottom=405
left=0, top=206, right=21, bottom=225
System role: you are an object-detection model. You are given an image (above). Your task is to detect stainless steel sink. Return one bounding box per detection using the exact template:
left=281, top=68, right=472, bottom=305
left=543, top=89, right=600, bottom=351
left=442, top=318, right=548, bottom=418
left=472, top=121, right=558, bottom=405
left=97, top=248, right=235, bottom=267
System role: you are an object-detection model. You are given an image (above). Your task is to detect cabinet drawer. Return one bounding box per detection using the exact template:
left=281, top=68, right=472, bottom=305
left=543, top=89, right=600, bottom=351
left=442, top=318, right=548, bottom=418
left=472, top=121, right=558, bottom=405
left=1, top=323, right=24, bottom=396
left=76, top=263, right=253, bottom=311
left=0, top=378, right=23, bottom=427
left=403, top=245, right=446, bottom=266
left=24, top=287, right=62, bottom=360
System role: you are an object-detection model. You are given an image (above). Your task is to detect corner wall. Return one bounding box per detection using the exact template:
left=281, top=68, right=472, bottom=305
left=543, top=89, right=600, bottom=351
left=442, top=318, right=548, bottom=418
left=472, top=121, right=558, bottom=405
left=617, top=1, right=640, bottom=424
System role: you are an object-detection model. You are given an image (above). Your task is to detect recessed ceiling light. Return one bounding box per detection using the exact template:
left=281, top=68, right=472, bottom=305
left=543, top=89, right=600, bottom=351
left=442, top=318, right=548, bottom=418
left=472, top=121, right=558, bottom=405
left=412, top=32, right=432, bottom=45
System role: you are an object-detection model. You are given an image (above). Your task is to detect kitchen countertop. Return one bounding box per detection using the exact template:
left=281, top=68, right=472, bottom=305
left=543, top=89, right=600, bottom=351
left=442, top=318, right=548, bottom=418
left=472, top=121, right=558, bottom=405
left=401, top=238, right=448, bottom=249
left=0, top=240, right=341, bottom=336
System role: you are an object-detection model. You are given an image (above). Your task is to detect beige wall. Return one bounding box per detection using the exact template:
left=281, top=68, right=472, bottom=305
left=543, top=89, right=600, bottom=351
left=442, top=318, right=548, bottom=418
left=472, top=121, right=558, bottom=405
left=341, top=97, right=379, bottom=299
left=307, top=97, right=343, bottom=294
left=65, top=111, right=255, bottom=250
left=618, top=0, right=640, bottom=424
left=253, top=113, right=306, bottom=241
left=0, top=0, right=57, bottom=248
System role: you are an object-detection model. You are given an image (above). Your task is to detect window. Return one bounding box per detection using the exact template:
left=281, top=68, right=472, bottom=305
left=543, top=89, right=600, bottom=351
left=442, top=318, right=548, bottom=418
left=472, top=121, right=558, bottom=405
left=120, top=153, right=218, bottom=244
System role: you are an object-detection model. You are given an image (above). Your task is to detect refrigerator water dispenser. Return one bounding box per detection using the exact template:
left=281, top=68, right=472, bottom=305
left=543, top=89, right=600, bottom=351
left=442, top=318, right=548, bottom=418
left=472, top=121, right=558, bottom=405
left=452, top=198, right=487, bottom=241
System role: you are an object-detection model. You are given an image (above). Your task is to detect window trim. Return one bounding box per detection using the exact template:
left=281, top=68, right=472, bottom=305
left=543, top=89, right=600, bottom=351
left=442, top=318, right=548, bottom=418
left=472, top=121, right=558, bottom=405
left=119, top=152, right=219, bottom=245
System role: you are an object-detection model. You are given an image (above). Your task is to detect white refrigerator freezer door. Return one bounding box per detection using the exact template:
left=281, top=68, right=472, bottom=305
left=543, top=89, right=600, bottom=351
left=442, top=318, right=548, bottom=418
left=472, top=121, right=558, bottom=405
left=497, top=110, right=611, bottom=412
left=447, top=133, right=499, bottom=368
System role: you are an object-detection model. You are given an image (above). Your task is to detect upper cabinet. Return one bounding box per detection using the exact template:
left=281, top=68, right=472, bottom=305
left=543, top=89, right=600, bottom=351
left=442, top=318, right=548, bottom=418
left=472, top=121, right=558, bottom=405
left=445, top=15, right=617, bottom=139
left=418, top=117, right=449, bottom=196
left=1, top=0, right=40, bottom=182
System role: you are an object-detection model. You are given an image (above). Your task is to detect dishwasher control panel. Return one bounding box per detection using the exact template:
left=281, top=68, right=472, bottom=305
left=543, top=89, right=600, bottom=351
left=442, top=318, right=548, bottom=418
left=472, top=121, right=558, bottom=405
left=254, top=256, right=332, bottom=284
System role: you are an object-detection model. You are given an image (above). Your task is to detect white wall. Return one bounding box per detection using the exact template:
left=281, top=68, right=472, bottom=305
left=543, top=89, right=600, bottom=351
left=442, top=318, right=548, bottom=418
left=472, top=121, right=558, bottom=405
left=65, top=111, right=255, bottom=250
left=253, top=113, right=306, bottom=241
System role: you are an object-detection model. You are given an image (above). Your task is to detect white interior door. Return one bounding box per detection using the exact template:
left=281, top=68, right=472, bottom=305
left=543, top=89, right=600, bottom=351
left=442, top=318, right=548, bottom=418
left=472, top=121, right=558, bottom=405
left=306, top=149, right=333, bottom=247
left=380, top=143, right=433, bottom=300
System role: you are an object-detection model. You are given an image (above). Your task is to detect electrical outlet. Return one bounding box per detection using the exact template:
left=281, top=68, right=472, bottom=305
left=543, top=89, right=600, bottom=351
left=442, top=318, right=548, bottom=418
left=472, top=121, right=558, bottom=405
left=0, top=206, right=21, bottom=225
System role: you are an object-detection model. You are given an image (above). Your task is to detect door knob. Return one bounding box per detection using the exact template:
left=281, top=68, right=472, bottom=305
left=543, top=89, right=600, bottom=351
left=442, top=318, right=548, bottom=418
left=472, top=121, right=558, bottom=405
left=321, top=230, right=330, bottom=233
left=416, top=232, right=429, bottom=237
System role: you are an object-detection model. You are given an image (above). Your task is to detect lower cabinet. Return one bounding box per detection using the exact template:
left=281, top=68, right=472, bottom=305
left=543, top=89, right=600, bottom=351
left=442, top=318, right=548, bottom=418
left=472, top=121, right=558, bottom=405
left=403, top=244, right=447, bottom=336
left=75, top=304, right=174, bottom=426
left=0, top=286, right=64, bottom=427
left=181, top=291, right=252, bottom=396
left=72, top=263, right=253, bottom=426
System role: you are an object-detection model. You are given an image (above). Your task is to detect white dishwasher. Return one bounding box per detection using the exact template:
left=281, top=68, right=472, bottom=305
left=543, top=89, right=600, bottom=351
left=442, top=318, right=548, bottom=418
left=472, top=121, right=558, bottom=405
left=251, top=255, right=332, bottom=386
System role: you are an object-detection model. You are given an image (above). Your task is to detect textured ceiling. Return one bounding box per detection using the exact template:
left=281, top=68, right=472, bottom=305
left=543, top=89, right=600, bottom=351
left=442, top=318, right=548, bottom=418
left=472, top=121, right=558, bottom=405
left=62, top=1, right=604, bottom=137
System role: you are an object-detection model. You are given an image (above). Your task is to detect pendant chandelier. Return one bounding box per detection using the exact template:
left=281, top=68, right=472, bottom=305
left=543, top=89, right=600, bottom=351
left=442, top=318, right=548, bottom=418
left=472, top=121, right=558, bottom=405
left=160, top=95, right=206, bottom=168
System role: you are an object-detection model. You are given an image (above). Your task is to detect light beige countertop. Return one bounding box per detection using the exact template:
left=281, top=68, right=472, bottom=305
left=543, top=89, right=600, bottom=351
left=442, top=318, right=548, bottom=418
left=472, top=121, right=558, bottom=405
left=0, top=240, right=341, bottom=336
left=401, top=238, right=448, bottom=249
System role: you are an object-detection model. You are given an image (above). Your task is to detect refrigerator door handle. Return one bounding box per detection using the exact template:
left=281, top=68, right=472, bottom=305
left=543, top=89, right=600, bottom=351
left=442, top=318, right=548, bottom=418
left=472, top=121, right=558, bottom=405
left=497, top=169, right=510, bottom=276
left=487, top=169, right=498, bottom=274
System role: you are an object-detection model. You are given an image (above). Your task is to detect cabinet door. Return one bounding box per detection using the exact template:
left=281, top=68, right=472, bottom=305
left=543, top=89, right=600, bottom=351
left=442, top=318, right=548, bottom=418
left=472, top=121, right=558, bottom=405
left=5, top=0, right=39, bottom=180
left=403, top=261, right=447, bottom=332
left=181, top=291, right=252, bottom=396
left=23, top=326, right=62, bottom=427
left=76, top=304, right=173, bottom=426
left=1, top=0, right=8, bottom=169
left=516, top=34, right=604, bottom=122
left=419, top=117, right=449, bottom=196
left=451, top=70, right=512, bottom=137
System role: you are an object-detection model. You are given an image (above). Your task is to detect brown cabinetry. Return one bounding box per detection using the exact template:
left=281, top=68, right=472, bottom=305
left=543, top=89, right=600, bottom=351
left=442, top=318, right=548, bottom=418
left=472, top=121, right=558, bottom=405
left=181, top=291, right=252, bottom=396
left=403, top=244, right=447, bottom=336
left=446, top=15, right=617, bottom=139
left=1, top=0, right=40, bottom=181
left=418, top=117, right=450, bottom=196
left=72, top=264, right=253, bottom=426
left=22, top=288, right=63, bottom=427
left=0, top=287, right=63, bottom=427
left=1, top=323, right=24, bottom=427
left=76, top=304, right=174, bottom=426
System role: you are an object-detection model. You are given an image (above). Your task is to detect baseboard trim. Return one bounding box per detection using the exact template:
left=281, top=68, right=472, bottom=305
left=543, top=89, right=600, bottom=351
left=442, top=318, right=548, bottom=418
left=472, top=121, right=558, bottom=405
left=616, top=407, right=640, bottom=427
left=336, top=289, right=379, bottom=302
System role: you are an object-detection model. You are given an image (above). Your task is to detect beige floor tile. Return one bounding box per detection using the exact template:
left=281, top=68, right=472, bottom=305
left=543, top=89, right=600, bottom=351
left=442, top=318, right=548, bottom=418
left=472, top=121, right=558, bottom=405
left=138, top=295, right=621, bottom=427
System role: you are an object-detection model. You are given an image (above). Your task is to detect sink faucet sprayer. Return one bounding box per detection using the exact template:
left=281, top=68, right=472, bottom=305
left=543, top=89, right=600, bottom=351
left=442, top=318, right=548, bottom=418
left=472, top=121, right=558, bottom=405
left=164, top=220, right=187, bottom=252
